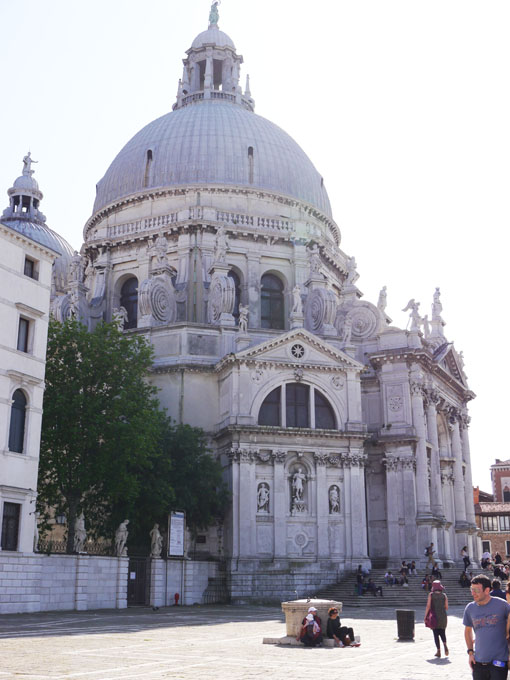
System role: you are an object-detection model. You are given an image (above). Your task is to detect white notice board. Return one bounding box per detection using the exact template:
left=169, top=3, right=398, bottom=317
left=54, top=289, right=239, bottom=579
left=168, top=511, right=185, bottom=557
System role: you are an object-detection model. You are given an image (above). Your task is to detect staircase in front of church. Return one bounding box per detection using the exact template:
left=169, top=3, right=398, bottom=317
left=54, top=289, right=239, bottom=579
left=316, top=566, right=478, bottom=608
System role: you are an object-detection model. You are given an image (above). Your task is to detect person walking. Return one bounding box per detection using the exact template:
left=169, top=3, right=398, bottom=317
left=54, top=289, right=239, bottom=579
left=424, top=580, right=449, bottom=658
left=425, top=542, right=436, bottom=572
left=464, top=574, right=510, bottom=679
left=462, top=546, right=471, bottom=571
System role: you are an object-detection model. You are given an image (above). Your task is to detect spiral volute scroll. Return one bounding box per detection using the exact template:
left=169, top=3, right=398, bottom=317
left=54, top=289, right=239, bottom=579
left=304, top=287, right=337, bottom=333
left=207, top=273, right=235, bottom=324
left=139, top=276, right=176, bottom=325
left=50, top=293, right=73, bottom=322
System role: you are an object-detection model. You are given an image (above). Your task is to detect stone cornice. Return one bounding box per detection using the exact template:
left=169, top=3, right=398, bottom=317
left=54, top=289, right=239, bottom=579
left=214, top=424, right=368, bottom=443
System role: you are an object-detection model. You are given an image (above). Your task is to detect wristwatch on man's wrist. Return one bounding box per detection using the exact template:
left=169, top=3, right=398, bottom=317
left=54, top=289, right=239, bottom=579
left=467, top=649, right=474, bottom=654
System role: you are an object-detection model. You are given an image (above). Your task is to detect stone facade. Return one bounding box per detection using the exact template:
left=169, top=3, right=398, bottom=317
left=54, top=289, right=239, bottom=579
left=11, top=10, right=478, bottom=603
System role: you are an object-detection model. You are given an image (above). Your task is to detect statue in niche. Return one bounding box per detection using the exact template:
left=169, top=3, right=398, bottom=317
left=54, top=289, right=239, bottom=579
left=341, top=315, right=352, bottom=343
left=291, top=467, right=307, bottom=514
left=402, top=298, right=422, bottom=332
left=308, top=243, right=321, bottom=274
left=329, top=486, right=340, bottom=514
left=112, top=306, right=128, bottom=330
left=154, top=232, right=168, bottom=266
left=345, top=256, right=357, bottom=284
left=257, top=483, right=270, bottom=513
left=150, top=523, right=163, bottom=558
left=291, top=285, right=303, bottom=315
left=22, top=151, right=37, bottom=176
left=214, top=225, right=229, bottom=262
left=209, top=1, right=220, bottom=26
left=69, top=251, right=83, bottom=283
left=68, top=289, right=79, bottom=318
left=377, top=285, right=387, bottom=313
left=115, top=519, right=129, bottom=557
left=238, top=304, right=249, bottom=333
left=73, top=513, right=87, bottom=553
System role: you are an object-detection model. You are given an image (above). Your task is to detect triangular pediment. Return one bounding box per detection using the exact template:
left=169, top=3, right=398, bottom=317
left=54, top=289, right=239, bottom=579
left=222, top=328, right=364, bottom=370
left=433, top=342, right=468, bottom=386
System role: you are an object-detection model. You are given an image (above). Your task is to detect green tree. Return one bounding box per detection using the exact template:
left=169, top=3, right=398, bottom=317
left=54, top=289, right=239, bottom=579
left=39, top=318, right=173, bottom=553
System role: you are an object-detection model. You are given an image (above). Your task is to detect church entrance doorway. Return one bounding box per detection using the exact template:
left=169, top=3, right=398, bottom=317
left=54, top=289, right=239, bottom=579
left=127, top=557, right=150, bottom=606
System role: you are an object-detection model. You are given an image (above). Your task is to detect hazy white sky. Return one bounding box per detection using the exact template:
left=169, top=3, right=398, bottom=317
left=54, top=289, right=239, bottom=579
left=1, top=0, right=508, bottom=491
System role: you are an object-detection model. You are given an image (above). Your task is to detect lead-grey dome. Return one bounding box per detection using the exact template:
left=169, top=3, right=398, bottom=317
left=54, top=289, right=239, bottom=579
left=191, top=27, right=235, bottom=50
left=93, top=100, right=332, bottom=217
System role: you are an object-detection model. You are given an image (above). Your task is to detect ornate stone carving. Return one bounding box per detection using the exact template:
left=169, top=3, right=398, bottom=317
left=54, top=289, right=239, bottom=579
left=139, top=276, right=176, bottom=326
left=314, top=452, right=328, bottom=466
left=208, top=273, right=235, bottom=324
left=291, top=285, right=303, bottom=315
left=402, top=299, right=422, bottom=331
left=290, top=343, right=305, bottom=359
left=388, top=396, right=403, bottom=412
left=257, top=483, right=270, bottom=513
left=290, top=467, right=307, bottom=514
left=340, top=316, right=352, bottom=343
left=112, top=306, right=128, bottom=330
left=410, top=381, right=424, bottom=397
left=115, top=519, right=129, bottom=557
left=349, top=306, right=378, bottom=339
left=329, top=485, right=340, bottom=514
left=331, top=375, right=344, bottom=390
left=377, top=286, right=387, bottom=313
left=69, top=251, right=84, bottom=284
left=304, top=287, right=337, bottom=333
left=256, top=450, right=271, bottom=463
left=251, top=368, right=264, bottom=383
left=214, top=225, right=229, bottom=262
left=238, top=304, right=249, bottom=333
left=272, top=449, right=287, bottom=464
left=51, top=293, right=73, bottom=322
left=308, top=243, right=321, bottom=275
left=294, top=367, right=304, bottom=382
left=150, top=523, right=163, bottom=558
left=73, top=513, right=87, bottom=553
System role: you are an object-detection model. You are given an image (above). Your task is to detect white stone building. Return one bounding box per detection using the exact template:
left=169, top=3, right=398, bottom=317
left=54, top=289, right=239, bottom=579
left=0, top=158, right=70, bottom=554
left=49, top=8, right=477, bottom=600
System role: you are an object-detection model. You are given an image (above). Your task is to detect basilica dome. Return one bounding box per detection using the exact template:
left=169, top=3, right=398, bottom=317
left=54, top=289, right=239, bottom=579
left=93, top=101, right=332, bottom=218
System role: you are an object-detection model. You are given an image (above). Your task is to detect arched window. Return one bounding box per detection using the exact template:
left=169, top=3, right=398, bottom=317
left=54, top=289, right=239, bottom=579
left=315, top=390, right=336, bottom=429
left=504, top=485, right=510, bottom=503
left=120, top=278, right=138, bottom=329
left=258, top=387, right=281, bottom=426
left=257, top=383, right=337, bottom=430
left=8, top=389, right=27, bottom=453
left=229, top=270, right=241, bottom=324
left=261, top=274, right=284, bottom=329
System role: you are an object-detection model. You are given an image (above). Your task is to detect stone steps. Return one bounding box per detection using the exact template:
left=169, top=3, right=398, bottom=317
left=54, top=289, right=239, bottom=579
left=316, top=567, right=481, bottom=609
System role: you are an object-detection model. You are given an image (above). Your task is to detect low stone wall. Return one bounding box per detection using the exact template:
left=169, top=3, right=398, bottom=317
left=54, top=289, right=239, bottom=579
left=0, top=553, right=128, bottom=614
left=149, top=559, right=221, bottom=607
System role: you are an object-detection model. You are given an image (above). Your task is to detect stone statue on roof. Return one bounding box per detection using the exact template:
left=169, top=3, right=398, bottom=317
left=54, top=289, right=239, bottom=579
left=22, top=152, right=38, bottom=177
left=209, top=1, right=220, bottom=27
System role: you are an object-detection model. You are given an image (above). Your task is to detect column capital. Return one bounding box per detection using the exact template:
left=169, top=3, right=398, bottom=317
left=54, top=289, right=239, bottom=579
left=271, top=449, right=287, bottom=465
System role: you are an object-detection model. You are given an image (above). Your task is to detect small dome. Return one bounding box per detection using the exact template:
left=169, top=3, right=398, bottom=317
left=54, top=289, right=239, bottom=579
left=13, top=174, right=40, bottom=192
left=191, top=27, right=235, bottom=50
left=3, top=218, right=74, bottom=258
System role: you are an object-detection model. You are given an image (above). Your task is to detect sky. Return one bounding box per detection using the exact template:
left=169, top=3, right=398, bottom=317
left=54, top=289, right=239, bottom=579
left=1, top=0, right=509, bottom=491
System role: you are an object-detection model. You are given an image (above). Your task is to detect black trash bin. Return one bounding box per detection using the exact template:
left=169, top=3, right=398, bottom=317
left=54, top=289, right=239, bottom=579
left=396, top=609, right=415, bottom=641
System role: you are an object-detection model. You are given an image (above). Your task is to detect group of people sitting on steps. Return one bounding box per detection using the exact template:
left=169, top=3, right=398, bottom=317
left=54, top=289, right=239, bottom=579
left=297, top=605, right=360, bottom=648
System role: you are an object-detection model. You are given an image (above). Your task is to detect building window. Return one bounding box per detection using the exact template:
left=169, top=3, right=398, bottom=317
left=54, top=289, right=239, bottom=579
left=500, top=516, right=510, bottom=531
left=258, top=386, right=281, bottom=426
left=482, top=540, right=491, bottom=554
left=17, top=317, right=30, bottom=352
left=143, top=149, right=153, bottom=188
left=503, top=485, right=510, bottom=502
left=8, top=389, right=27, bottom=453
left=506, top=540, right=510, bottom=557
left=258, top=383, right=336, bottom=430
left=120, top=278, right=138, bottom=329
left=482, top=516, right=498, bottom=532
left=1, top=502, right=21, bottom=551
left=228, top=270, right=241, bottom=324
left=24, top=257, right=38, bottom=280
left=261, top=274, right=284, bottom=329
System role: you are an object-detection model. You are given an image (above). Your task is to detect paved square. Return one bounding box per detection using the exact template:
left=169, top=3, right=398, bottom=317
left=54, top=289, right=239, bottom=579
left=0, top=604, right=472, bottom=679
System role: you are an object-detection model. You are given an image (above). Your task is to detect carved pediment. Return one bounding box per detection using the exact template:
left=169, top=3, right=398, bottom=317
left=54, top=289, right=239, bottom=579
left=433, top=342, right=468, bottom=386
left=218, top=328, right=364, bottom=371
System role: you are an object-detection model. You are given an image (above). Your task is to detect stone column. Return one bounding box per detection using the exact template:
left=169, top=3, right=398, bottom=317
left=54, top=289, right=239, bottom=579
left=150, top=558, right=166, bottom=608
left=272, top=450, right=287, bottom=558
left=246, top=252, right=260, bottom=328
left=409, top=379, right=432, bottom=519
left=348, top=450, right=369, bottom=561
left=384, top=456, right=401, bottom=560
left=460, top=413, right=476, bottom=526
left=238, top=450, right=256, bottom=557
left=228, top=450, right=240, bottom=559
left=449, top=413, right=468, bottom=526
left=116, top=556, right=128, bottom=609
left=401, top=457, right=419, bottom=557
left=314, top=452, right=329, bottom=558
left=425, top=393, right=444, bottom=519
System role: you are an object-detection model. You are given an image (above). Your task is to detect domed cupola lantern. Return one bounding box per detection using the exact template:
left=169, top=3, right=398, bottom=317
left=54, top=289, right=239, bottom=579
left=173, top=2, right=254, bottom=112
left=3, top=153, right=46, bottom=226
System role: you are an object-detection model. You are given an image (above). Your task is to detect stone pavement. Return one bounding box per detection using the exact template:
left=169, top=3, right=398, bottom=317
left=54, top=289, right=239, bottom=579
left=0, top=603, right=474, bottom=679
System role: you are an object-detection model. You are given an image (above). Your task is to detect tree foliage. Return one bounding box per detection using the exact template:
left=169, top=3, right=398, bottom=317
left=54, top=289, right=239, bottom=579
left=39, top=318, right=171, bottom=552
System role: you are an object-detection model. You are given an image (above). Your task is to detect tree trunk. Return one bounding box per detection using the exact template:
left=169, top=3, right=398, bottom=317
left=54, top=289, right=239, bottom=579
left=66, top=497, right=79, bottom=554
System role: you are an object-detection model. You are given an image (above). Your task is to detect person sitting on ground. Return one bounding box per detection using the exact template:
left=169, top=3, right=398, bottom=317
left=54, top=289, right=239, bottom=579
left=326, top=607, right=359, bottom=647
left=385, top=570, right=396, bottom=586
left=409, top=560, right=417, bottom=576
left=481, top=550, right=492, bottom=569
left=356, top=565, right=364, bottom=595
left=298, top=607, right=323, bottom=647
left=399, top=561, right=409, bottom=586
left=459, top=571, right=470, bottom=588
left=494, top=563, right=504, bottom=580
left=422, top=574, right=432, bottom=591
left=490, top=579, right=507, bottom=600
left=365, top=578, right=383, bottom=597
left=431, top=562, right=442, bottom=580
